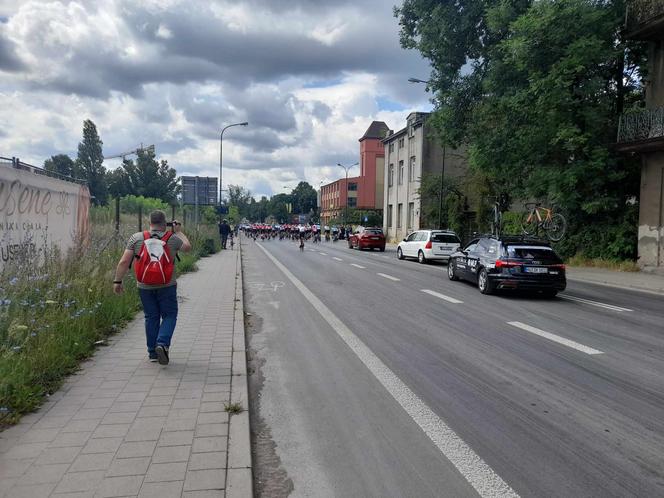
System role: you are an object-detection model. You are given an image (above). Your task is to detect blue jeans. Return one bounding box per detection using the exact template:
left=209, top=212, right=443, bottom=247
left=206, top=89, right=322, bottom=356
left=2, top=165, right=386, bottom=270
left=138, top=285, right=178, bottom=354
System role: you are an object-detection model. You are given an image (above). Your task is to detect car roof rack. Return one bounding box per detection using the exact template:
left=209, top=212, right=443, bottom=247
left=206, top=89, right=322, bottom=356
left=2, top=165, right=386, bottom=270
left=470, top=232, right=551, bottom=244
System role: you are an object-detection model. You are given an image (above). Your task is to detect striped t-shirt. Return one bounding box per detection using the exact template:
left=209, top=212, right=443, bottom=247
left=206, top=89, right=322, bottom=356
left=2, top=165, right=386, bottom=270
left=126, top=230, right=184, bottom=289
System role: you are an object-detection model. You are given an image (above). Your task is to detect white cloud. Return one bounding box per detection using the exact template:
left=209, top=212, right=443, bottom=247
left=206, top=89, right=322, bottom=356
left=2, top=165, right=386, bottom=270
left=0, top=0, right=433, bottom=200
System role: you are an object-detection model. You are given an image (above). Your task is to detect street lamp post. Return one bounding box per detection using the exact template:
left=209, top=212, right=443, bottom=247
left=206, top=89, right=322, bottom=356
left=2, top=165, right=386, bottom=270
left=337, top=162, right=358, bottom=230
left=219, top=122, right=249, bottom=206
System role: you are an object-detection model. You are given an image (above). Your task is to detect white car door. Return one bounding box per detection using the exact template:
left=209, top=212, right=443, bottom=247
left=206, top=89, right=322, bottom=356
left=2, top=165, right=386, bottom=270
left=404, top=232, right=419, bottom=257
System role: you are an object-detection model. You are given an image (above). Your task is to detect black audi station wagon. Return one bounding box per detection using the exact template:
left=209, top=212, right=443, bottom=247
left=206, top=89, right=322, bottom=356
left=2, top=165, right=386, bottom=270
left=448, top=235, right=566, bottom=296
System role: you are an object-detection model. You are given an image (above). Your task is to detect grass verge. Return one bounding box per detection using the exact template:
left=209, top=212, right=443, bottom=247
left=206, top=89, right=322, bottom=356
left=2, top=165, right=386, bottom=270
left=566, top=254, right=640, bottom=272
left=0, top=225, right=221, bottom=427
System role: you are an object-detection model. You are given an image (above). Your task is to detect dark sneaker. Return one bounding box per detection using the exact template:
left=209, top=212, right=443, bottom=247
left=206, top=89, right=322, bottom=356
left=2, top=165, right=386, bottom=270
left=155, top=344, right=169, bottom=365
left=148, top=352, right=158, bottom=362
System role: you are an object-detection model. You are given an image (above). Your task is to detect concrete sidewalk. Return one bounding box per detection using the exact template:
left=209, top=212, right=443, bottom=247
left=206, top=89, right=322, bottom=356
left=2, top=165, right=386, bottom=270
left=0, top=247, right=252, bottom=498
left=566, top=266, right=664, bottom=295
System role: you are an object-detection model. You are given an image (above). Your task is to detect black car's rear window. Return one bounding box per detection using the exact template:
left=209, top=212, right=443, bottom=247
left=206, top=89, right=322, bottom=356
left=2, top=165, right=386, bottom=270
left=431, top=233, right=460, bottom=243
left=506, top=245, right=560, bottom=261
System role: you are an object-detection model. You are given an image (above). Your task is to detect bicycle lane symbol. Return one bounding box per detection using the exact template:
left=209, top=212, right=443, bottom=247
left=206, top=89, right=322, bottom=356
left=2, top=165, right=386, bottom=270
left=246, top=281, right=286, bottom=292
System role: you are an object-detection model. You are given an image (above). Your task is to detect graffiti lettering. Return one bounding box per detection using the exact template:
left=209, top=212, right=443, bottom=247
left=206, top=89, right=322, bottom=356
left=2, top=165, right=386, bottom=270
left=0, top=179, right=53, bottom=216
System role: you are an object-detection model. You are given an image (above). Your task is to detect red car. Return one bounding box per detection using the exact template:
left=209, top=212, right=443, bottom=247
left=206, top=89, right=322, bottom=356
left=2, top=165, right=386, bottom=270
left=348, top=227, right=386, bottom=251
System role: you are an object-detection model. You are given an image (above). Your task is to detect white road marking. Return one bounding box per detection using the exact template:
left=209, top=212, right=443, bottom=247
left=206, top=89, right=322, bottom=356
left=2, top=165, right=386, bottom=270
left=558, top=295, right=632, bottom=312
left=333, top=257, right=343, bottom=262
left=377, top=273, right=400, bottom=282
left=319, top=252, right=328, bottom=256
left=421, top=289, right=464, bottom=304
left=350, top=263, right=366, bottom=269
left=507, top=321, right=604, bottom=356
left=255, top=242, right=518, bottom=498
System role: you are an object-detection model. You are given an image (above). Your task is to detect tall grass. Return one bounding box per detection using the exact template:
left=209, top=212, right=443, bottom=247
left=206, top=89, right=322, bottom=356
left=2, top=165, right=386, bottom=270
left=0, top=212, right=220, bottom=427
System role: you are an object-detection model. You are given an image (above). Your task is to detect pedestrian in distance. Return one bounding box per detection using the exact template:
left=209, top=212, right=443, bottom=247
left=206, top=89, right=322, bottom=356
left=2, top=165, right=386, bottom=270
left=219, top=218, right=231, bottom=249
left=112, top=210, right=192, bottom=365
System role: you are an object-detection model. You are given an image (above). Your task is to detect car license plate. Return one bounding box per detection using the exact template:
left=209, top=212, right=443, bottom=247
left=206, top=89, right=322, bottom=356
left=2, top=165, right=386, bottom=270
left=524, top=267, right=547, bottom=273
left=371, top=237, right=379, bottom=240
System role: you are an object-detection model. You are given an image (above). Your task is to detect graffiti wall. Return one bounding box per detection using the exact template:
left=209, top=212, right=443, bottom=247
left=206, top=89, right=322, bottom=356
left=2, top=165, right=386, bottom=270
left=0, top=165, right=91, bottom=269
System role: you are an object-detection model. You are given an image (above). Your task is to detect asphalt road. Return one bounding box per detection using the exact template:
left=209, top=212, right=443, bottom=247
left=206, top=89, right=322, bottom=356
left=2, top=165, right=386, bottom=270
left=242, top=235, right=664, bottom=498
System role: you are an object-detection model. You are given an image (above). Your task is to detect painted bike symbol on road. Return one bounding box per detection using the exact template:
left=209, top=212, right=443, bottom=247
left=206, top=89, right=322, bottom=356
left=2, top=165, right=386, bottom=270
left=246, top=281, right=285, bottom=292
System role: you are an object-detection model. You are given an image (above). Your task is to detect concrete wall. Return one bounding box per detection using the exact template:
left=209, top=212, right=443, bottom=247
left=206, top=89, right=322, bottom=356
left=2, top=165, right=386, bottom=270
left=638, top=152, right=664, bottom=267
left=647, top=40, right=664, bottom=107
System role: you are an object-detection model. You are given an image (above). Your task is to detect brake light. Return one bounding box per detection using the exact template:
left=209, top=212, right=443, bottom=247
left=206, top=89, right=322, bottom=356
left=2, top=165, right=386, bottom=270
left=495, top=260, right=518, bottom=268
left=549, top=264, right=566, bottom=270
left=425, top=241, right=432, bottom=249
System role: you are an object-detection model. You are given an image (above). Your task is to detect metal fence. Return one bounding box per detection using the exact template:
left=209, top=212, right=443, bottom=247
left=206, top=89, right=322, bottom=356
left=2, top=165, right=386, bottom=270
left=626, top=0, right=664, bottom=32
left=0, top=156, right=87, bottom=185
left=617, top=107, right=664, bottom=143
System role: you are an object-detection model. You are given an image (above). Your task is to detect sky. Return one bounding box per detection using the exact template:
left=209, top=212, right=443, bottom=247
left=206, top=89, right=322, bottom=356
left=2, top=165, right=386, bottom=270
left=0, top=0, right=433, bottom=199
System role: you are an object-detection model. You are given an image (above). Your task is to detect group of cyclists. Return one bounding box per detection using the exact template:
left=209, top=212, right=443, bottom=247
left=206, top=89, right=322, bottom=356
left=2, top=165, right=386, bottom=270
left=240, top=223, right=354, bottom=249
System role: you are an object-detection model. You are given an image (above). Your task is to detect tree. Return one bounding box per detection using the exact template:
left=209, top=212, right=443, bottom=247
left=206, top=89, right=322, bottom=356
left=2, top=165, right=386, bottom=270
left=227, top=185, right=252, bottom=219
left=290, top=181, right=317, bottom=214
left=76, top=119, right=107, bottom=205
left=121, top=148, right=180, bottom=203
left=107, top=167, right=129, bottom=198
left=396, top=0, right=644, bottom=259
left=268, top=193, right=291, bottom=223
left=44, top=154, right=76, bottom=178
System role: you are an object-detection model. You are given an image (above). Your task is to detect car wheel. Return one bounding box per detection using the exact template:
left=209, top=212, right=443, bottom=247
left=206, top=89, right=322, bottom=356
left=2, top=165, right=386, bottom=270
left=478, top=268, right=494, bottom=295
left=397, top=247, right=404, bottom=260
left=418, top=251, right=427, bottom=264
left=542, top=290, right=558, bottom=298
left=448, top=260, right=458, bottom=281
left=348, top=239, right=353, bottom=249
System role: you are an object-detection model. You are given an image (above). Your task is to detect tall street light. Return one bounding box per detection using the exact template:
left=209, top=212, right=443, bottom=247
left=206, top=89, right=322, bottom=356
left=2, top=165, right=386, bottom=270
left=219, top=122, right=249, bottom=206
left=409, top=76, right=445, bottom=229
left=337, top=162, right=358, bottom=228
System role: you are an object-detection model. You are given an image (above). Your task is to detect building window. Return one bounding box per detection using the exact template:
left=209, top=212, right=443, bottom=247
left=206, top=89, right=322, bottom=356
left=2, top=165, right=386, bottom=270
left=398, top=160, right=404, bottom=185
left=389, top=142, right=394, bottom=153
left=388, top=204, right=393, bottom=227
left=388, top=164, right=394, bottom=187
left=409, top=156, right=416, bottom=182
left=398, top=137, right=405, bottom=149
left=407, top=202, right=415, bottom=229
left=397, top=203, right=403, bottom=228
left=348, top=182, right=357, bottom=191
left=348, top=197, right=357, bottom=207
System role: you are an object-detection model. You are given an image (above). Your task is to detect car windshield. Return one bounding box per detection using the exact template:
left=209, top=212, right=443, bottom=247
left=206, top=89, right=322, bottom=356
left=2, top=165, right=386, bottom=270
left=431, top=233, right=460, bottom=243
left=365, top=229, right=383, bottom=235
left=507, top=245, right=560, bottom=261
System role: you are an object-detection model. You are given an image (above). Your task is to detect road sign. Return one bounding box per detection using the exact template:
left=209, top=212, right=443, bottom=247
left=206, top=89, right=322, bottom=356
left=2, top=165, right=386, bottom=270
left=181, top=176, right=218, bottom=205
left=364, top=216, right=368, bottom=222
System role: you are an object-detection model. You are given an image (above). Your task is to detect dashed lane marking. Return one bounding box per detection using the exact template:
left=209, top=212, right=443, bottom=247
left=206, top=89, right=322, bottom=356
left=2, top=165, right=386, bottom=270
left=377, top=273, right=400, bottom=282
left=319, top=252, right=328, bottom=256
left=558, top=295, right=633, bottom=312
left=333, top=257, right=343, bottom=262
left=255, top=242, right=519, bottom=498
left=421, top=289, right=463, bottom=304
left=508, top=321, right=604, bottom=356
left=350, top=264, right=366, bottom=269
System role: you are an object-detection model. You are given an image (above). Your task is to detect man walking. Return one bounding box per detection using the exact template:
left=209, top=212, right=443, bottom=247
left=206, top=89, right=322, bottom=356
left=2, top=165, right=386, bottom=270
left=219, top=218, right=231, bottom=249
left=113, top=210, right=192, bottom=364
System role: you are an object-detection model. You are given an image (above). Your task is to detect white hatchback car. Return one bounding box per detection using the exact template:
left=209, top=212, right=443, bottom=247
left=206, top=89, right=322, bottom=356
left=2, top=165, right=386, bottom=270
left=397, top=230, right=461, bottom=264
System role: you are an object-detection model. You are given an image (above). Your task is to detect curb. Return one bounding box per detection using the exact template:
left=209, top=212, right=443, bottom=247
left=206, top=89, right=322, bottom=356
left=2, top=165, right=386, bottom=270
left=226, top=242, right=254, bottom=497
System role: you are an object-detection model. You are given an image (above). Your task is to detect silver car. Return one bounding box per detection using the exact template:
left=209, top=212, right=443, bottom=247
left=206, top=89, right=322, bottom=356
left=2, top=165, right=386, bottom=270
left=397, top=230, right=461, bottom=264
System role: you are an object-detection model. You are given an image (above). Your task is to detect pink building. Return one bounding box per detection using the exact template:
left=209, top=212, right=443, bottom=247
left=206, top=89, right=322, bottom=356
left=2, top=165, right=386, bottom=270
left=320, top=121, right=389, bottom=225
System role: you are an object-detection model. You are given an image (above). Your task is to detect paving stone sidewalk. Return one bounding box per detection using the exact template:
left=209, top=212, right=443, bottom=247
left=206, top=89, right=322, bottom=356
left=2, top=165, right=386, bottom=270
left=0, top=246, right=252, bottom=498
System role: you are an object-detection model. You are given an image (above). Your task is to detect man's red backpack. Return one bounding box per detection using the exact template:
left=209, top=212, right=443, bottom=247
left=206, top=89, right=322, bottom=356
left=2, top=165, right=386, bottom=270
left=133, top=231, right=175, bottom=285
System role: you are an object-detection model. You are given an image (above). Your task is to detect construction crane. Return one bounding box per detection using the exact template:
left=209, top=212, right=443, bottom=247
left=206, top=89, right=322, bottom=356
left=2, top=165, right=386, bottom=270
left=103, top=144, right=155, bottom=161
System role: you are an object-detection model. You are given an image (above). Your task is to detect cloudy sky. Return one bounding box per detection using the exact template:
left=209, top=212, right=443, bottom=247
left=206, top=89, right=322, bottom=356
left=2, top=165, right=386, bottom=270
left=0, top=0, right=432, bottom=198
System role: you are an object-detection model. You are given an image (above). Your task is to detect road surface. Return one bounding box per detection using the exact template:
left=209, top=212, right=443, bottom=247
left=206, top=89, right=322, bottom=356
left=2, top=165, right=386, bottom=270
left=242, top=236, right=664, bottom=497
